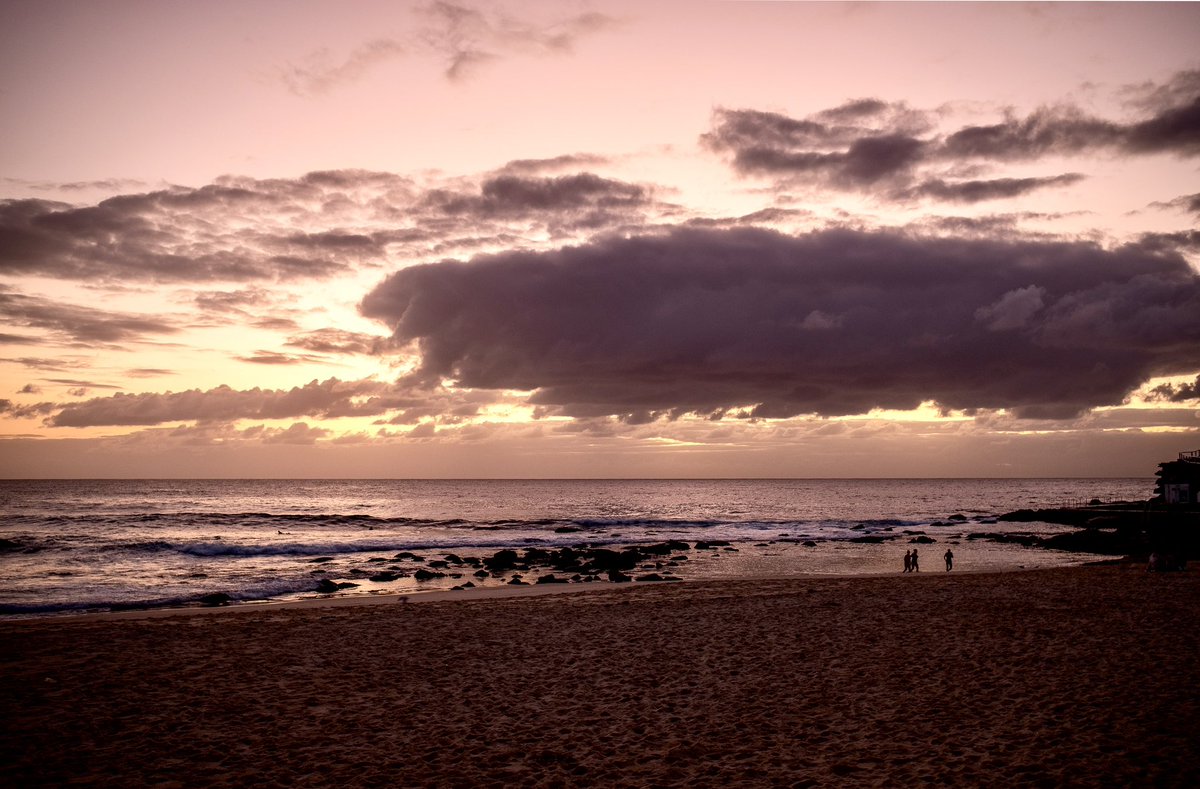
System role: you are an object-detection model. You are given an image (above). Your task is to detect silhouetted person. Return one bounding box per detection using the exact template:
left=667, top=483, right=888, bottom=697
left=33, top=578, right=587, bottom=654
left=944, top=548, right=954, bottom=571
left=903, top=549, right=912, bottom=573
left=911, top=548, right=920, bottom=572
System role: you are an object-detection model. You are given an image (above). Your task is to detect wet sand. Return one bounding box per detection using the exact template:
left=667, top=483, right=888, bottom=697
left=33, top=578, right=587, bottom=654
left=3, top=565, right=1198, bottom=787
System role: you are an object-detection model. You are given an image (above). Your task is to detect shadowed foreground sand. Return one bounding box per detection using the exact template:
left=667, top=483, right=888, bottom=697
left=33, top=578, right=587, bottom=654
left=3, top=566, right=1199, bottom=787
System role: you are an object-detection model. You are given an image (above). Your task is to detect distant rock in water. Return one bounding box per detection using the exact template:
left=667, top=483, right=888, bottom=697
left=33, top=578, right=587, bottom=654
left=315, top=579, right=359, bottom=593
left=198, top=593, right=231, bottom=607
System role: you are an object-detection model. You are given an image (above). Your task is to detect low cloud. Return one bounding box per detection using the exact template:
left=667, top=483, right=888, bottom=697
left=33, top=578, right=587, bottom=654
left=1150, top=192, right=1200, bottom=216
left=360, top=226, right=1200, bottom=420
left=0, top=290, right=179, bottom=346
left=32, top=377, right=495, bottom=428
left=1148, top=375, right=1200, bottom=403
left=2, top=167, right=647, bottom=286
left=705, top=70, right=1199, bottom=200
left=285, top=328, right=395, bottom=355
left=422, top=173, right=652, bottom=231
left=48, top=378, right=387, bottom=427
left=902, top=173, right=1085, bottom=204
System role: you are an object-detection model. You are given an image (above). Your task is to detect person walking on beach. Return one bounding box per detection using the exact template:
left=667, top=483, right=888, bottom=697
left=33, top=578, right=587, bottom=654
left=903, top=549, right=912, bottom=573
left=910, top=548, right=920, bottom=572
left=944, top=548, right=954, bottom=571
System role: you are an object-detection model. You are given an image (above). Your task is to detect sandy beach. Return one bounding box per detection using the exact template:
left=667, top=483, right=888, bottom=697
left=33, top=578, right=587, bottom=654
left=3, top=564, right=1198, bottom=787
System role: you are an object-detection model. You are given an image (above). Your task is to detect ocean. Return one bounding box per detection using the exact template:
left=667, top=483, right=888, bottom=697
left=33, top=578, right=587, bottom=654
left=0, top=478, right=1154, bottom=617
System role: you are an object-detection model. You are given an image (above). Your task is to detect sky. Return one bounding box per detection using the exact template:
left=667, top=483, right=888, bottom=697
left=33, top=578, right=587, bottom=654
left=1, top=0, right=1198, bottom=478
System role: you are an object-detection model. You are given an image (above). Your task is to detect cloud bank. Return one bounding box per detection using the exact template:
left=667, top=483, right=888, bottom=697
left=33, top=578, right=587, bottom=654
left=704, top=70, right=1200, bottom=201
left=360, top=226, right=1200, bottom=421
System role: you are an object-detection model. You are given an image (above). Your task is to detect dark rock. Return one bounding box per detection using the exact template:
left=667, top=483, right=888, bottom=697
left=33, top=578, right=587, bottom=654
left=309, top=556, right=335, bottom=563
left=581, top=548, right=639, bottom=572
left=948, top=513, right=968, bottom=522
left=413, top=568, right=446, bottom=581
left=198, top=593, right=231, bottom=607
left=694, top=540, right=730, bottom=550
left=443, top=554, right=464, bottom=564
left=369, top=571, right=401, bottom=582
left=637, top=573, right=666, bottom=582
left=848, top=535, right=890, bottom=543
left=461, top=581, right=475, bottom=588
left=367, top=557, right=388, bottom=563
left=474, top=569, right=490, bottom=578
left=314, top=579, right=360, bottom=593
left=536, top=574, right=569, bottom=584
left=802, top=540, right=817, bottom=547
left=508, top=575, right=529, bottom=586
left=1041, top=528, right=1133, bottom=555
left=427, top=560, right=449, bottom=569
left=484, top=549, right=520, bottom=571
left=554, top=526, right=581, bottom=533
left=641, top=541, right=691, bottom=555
left=671, top=555, right=688, bottom=561
left=607, top=569, right=632, bottom=583
left=394, top=552, right=422, bottom=560
left=910, top=536, right=937, bottom=544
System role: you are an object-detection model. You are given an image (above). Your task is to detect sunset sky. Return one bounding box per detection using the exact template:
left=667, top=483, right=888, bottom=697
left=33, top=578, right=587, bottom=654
left=2, top=0, right=1198, bottom=478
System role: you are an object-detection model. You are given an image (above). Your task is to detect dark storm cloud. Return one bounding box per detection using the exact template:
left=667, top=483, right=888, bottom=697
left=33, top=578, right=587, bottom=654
left=360, top=226, right=1200, bottom=421
left=1148, top=375, right=1200, bottom=403
left=0, top=291, right=178, bottom=345
left=902, top=173, right=1085, bottom=204
left=707, top=71, right=1200, bottom=197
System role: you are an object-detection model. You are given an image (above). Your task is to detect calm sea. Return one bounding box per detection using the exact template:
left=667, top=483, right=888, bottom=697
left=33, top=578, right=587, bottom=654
left=0, top=478, right=1153, bottom=617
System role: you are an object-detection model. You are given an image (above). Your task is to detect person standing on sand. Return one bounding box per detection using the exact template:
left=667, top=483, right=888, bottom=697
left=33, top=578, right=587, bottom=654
left=944, top=548, right=954, bottom=571
left=903, top=549, right=912, bottom=573
left=911, top=548, right=920, bottom=572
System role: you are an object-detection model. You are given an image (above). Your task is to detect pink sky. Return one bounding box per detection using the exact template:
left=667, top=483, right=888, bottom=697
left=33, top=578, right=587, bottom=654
left=1, top=1, right=1198, bottom=477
